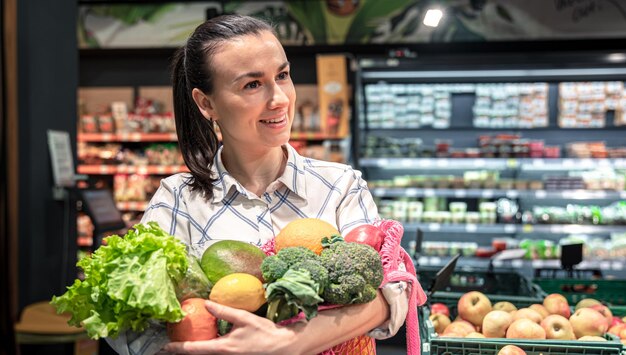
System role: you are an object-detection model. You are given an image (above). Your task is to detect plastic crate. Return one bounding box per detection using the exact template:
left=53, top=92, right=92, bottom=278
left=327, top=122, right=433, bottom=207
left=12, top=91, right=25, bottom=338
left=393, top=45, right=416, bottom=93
left=428, top=336, right=624, bottom=355
left=534, top=278, right=626, bottom=306
left=418, top=267, right=547, bottom=299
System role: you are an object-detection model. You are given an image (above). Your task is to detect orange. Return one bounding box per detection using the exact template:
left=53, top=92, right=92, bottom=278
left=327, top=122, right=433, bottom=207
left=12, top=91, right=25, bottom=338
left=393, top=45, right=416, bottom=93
left=274, top=218, right=340, bottom=255
left=209, top=273, right=265, bottom=312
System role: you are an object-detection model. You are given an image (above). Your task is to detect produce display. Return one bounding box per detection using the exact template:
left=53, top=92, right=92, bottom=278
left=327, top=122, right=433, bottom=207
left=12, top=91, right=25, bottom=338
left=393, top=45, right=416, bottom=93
left=52, top=218, right=388, bottom=345
left=426, top=290, right=626, bottom=348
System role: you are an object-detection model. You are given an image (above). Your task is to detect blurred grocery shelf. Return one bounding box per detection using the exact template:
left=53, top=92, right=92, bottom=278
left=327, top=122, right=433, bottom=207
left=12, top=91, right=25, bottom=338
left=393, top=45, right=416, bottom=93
left=370, top=187, right=626, bottom=200
left=403, top=223, right=626, bottom=235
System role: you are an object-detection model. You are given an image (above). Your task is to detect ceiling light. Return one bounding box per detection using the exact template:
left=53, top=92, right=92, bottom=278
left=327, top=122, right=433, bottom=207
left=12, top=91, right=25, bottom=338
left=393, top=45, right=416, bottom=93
left=423, top=8, right=443, bottom=27
left=607, top=53, right=626, bottom=63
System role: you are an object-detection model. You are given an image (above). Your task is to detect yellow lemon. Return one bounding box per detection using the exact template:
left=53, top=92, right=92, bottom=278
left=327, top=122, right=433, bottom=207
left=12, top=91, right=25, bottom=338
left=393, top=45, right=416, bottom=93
left=209, top=273, right=265, bottom=312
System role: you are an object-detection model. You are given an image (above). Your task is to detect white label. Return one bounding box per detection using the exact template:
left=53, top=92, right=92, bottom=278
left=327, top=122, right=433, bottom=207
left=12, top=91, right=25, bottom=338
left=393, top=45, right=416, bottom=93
left=419, top=159, right=432, bottom=167
left=401, top=159, right=413, bottom=167
left=550, top=225, right=563, bottom=233
left=504, top=224, right=517, bottom=233
left=493, top=260, right=503, bottom=268
left=475, top=159, right=486, bottom=167
left=378, top=158, right=388, bottom=167
left=535, top=190, right=547, bottom=199
left=465, top=224, right=478, bottom=232
left=482, top=190, right=494, bottom=198
left=424, top=189, right=436, bottom=197
left=506, top=190, right=519, bottom=198
left=455, top=190, right=467, bottom=198
left=600, top=261, right=611, bottom=270
left=430, top=257, right=441, bottom=265
left=612, top=261, right=623, bottom=270
left=621, top=191, right=626, bottom=199
left=532, top=260, right=544, bottom=268
left=512, top=260, right=523, bottom=268
left=406, top=189, right=417, bottom=197
left=534, top=159, right=545, bottom=167
left=157, top=166, right=166, bottom=174
left=428, top=223, right=441, bottom=231
left=436, top=159, right=449, bottom=167
left=47, top=130, right=76, bottom=187
left=563, top=159, right=574, bottom=167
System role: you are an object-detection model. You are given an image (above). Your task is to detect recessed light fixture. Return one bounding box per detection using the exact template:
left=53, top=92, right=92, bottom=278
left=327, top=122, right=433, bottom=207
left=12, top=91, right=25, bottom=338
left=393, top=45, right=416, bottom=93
left=607, top=53, right=626, bottom=63
left=423, top=8, right=443, bottom=27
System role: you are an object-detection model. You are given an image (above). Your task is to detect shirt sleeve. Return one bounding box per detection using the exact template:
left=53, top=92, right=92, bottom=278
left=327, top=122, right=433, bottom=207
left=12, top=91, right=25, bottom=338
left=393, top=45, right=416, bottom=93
left=336, top=168, right=410, bottom=339
left=105, top=177, right=190, bottom=355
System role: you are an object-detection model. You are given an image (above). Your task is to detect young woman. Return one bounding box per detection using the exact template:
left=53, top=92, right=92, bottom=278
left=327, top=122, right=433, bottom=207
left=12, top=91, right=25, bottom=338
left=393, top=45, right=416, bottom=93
left=107, top=14, right=409, bottom=355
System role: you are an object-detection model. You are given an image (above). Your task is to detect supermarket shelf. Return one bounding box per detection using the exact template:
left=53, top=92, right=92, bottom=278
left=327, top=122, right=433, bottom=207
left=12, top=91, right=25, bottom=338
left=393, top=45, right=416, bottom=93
left=417, top=255, right=625, bottom=271
left=360, top=157, right=626, bottom=170
left=78, top=133, right=178, bottom=142
left=77, top=165, right=189, bottom=175
left=370, top=187, right=626, bottom=200
left=404, top=223, right=626, bottom=234
left=116, top=201, right=148, bottom=211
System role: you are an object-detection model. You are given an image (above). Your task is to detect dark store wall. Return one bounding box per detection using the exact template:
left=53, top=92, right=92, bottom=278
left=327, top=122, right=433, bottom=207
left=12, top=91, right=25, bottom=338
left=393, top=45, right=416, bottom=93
left=17, top=0, right=78, bottom=312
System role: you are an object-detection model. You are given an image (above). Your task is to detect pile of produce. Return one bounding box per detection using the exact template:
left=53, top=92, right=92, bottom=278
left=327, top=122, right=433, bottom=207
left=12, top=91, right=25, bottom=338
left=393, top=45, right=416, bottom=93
left=428, top=290, right=626, bottom=349
left=52, top=218, right=385, bottom=342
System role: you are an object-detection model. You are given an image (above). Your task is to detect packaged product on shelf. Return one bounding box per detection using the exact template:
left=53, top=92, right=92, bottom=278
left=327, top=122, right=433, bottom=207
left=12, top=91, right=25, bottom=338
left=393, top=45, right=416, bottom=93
left=80, top=114, right=99, bottom=133
left=97, top=114, right=115, bottom=133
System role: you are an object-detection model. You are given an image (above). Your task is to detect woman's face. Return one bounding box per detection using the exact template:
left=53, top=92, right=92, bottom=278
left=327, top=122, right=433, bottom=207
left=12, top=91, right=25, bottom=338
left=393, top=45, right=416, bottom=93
left=203, top=31, right=295, bottom=151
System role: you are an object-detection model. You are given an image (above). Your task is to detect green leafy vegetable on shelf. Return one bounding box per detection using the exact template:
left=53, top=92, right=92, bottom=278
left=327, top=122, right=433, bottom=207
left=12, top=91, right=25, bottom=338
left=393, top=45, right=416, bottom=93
left=50, top=222, right=188, bottom=339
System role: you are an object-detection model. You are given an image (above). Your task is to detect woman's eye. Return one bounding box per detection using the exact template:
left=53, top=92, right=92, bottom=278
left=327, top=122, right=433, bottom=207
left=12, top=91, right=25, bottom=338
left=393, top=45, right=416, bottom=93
left=244, top=80, right=261, bottom=89
left=277, top=71, right=290, bottom=80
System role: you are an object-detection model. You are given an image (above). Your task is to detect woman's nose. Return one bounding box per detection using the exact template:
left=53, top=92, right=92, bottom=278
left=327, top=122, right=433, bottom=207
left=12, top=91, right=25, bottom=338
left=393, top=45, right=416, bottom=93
left=268, top=83, right=290, bottom=109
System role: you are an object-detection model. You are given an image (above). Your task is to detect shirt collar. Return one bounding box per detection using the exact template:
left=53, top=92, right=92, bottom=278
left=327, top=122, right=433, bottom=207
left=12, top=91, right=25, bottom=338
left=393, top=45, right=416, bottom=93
left=210, top=144, right=307, bottom=204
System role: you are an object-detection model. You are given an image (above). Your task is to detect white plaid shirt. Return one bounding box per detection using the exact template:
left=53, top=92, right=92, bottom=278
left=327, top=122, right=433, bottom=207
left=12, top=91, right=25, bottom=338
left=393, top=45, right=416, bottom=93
left=106, top=144, right=408, bottom=355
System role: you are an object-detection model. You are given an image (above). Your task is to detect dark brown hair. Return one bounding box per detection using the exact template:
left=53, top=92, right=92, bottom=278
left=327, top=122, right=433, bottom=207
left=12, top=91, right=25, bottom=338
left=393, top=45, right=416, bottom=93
left=171, top=14, right=275, bottom=200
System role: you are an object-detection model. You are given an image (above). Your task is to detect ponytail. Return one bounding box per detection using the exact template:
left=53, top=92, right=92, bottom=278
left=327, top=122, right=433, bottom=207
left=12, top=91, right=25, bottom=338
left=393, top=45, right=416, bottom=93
left=171, top=47, right=219, bottom=200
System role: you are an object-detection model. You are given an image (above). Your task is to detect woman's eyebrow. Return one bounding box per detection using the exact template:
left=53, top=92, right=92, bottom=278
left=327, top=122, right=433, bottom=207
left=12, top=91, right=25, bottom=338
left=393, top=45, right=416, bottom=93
left=233, top=61, right=290, bottom=83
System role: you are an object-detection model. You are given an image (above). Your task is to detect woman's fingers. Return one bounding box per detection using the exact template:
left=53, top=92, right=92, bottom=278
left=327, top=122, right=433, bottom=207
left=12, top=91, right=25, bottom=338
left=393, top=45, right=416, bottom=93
left=204, top=300, right=251, bottom=325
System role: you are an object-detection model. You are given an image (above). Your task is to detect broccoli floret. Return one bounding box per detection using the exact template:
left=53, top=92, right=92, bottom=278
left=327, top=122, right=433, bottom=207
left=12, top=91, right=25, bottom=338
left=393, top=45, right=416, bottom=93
left=276, top=247, right=318, bottom=267
left=261, top=256, right=289, bottom=283
left=291, top=260, right=328, bottom=294
left=319, top=241, right=383, bottom=305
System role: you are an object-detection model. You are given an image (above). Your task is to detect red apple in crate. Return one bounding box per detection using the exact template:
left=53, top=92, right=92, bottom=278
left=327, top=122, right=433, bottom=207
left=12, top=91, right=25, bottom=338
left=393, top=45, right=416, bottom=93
left=465, top=332, right=485, bottom=338
left=529, top=304, right=550, bottom=319
left=498, top=345, right=527, bottom=355
left=575, top=298, right=601, bottom=310
left=543, top=293, right=571, bottom=318
left=482, top=310, right=514, bottom=338
left=443, top=321, right=475, bottom=337
left=512, top=308, right=543, bottom=324
left=569, top=308, right=609, bottom=338
left=589, top=304, right=613, bottom=326
left=611, top=316, right=624, bottom=327
left=458, top=291, right=492, bottom=326
left=506, top=318, right=546, bottom=339
left=343, top=224, right=384, bottom=251
left=540, top=314, right=575, bottom=340
left=431, top=303, right=450, bottom=317
left=167, top=298, right=218, bottom=342
left=493, top=301, right=517, bottom=313
left=608, top=323, right=626, bottom=337
left=429, top=313, right=451, bottom=334
left=619, top=328, right=626, bottom=339
left=578, top=335, right=608, bottom=341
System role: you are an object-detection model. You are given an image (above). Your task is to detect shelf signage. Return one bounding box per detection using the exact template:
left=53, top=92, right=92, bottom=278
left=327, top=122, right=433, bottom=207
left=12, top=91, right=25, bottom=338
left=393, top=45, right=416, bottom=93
left=47, top=130, right=76, bottom=187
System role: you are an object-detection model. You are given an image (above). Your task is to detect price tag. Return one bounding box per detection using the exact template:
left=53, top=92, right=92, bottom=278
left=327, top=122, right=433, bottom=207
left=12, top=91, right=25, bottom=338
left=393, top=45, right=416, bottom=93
left=598, top=159, right=610, bottom=167
left=130, top=133, right=142, bottom=142
left=532, top=260, right=544, bottom=268
left=455, top=190, right=467, bottom=198
left=419, top=159, right=432, bottom=168
left=621, top=191, right=626, bottom=199
left=563, top=159, right=574, bottom=167
left=401, top=159, right=413, bottom=167
left=504, top=224, right=517, bottom=233
left=511, top=260, right=523, bottom=268
left=475, top=159, right=486, bottom=167
left=430, top=257, right=442, bottom=265
left=465, top=224, right=478, bottom=233
left=482, top=190, right=494, bottom=198
left=118, top=166, right=128, bottom=174
left=424, top=189, right=436, bottom=197
left=436, top=159, right=449, bottom=168
left=533, top=159, right=545, bottom=167
left=102, top=133, right=113, bottom=142
left=428, top=223, right=441, bottom=232
left=612, top=261, right=623, bottom=270
left=100, top=165, right=110, bottom=174
left=378, top=158, right=388, bottom=167
left=406, top=188, right=417, bottom=197
left=506, top=190, right=519, bottom=198
left=522, top=225, right=534, bottom=233
left=157, top=166, right=166, bottom=174
left=550, top=225, right=563, bottom=233
left=493, top=260, right=503, bottom=268
left=506, top=159, right=518, bottom=168
left=535, top=190, right=547, bottom=199
left=137, top=167, right=148, bottom=175
left=595, top=191, right=607, bottom=199
left=581, top=159, right=594, bottom=168
left=600, top=261, right=611, bottom=270
left=418, top=256, right=427, bottom=265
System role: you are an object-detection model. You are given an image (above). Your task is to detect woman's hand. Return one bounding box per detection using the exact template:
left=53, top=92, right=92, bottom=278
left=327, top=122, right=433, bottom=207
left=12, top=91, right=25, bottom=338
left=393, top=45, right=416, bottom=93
left=163, top=300, right=301, bottom=355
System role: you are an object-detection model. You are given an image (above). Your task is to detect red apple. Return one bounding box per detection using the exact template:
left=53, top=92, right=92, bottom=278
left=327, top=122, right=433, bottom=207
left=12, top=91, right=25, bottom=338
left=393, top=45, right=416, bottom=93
left=569, top=308, right=609, bottom=338
left=578, top=335, right=608, bottom=341
left=498, top=345, right=527, bottom=355
left=543, top=294, right=571, bottom=318
left=540, top=314, right=575, bottom=340
left=167, top=298, right=218, bottom=342
left=575, top=298, right=601, bottom=310
left=493, top=301, right=517, bottom=313
left=528, top=304, right=550, bottom=319
left=429, top=313, right=451, bottom=334
left=619, top=328, right=626, bottom=340
left=506, top=318, right=546, bottom=339
left=608, top=323, right=626, bottom=337
left=458, top=291, right=492, bottom=326
left=512, top=308, right=543, bottom=324
left=443, top=321, right=475, bottom=337
left=465, top=331, right=486, bottom=338
left=482, top=310, right=514, bottom=338
left=611, top=316, right=624, bottom=327
left=589, top=304, right=613, bottom=326
left=343, top=224, right=384, bottom=251
left=431, top=303, right=450, bottom=317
